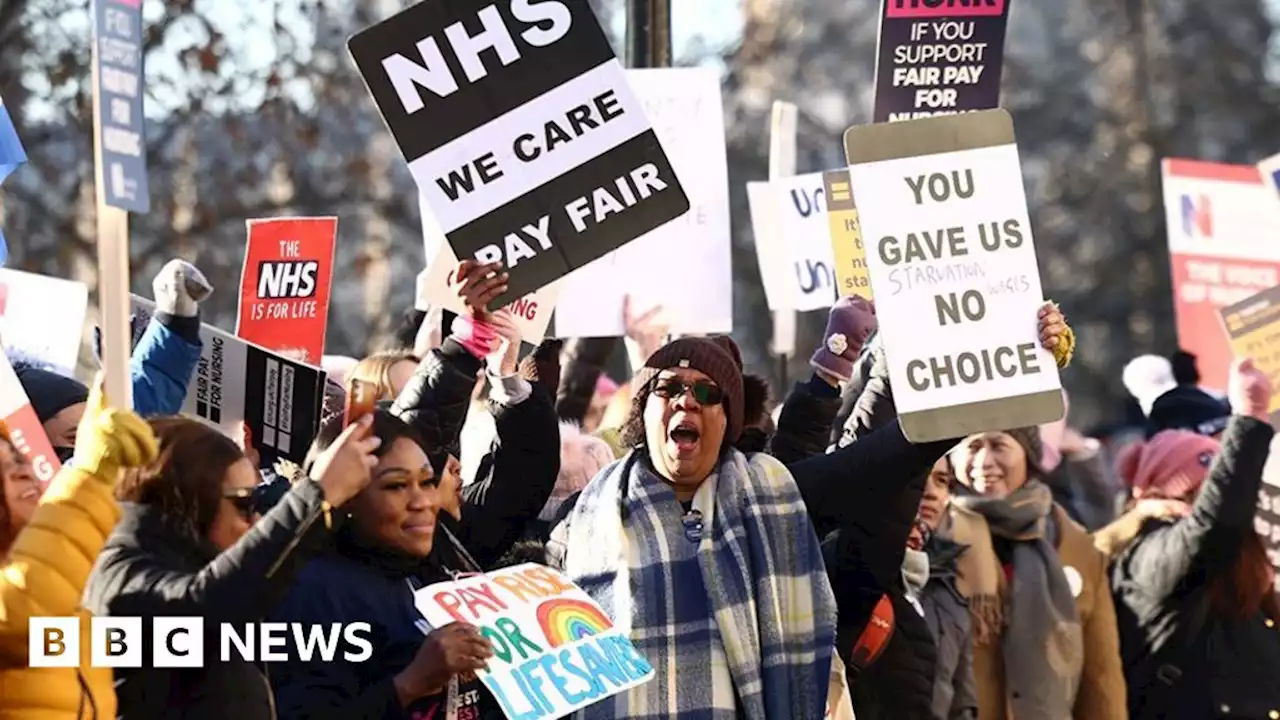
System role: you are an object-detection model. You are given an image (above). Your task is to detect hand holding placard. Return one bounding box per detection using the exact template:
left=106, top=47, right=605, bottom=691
left=393, top=623, right=493, bottom=705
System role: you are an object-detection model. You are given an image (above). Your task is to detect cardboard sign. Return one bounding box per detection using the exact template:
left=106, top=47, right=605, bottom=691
left=1260, top=152, right=1280, bottom=201
left=236, top=217, right=337, bottom=365
left=843, top=109, right=1063, bottom=442
left=1162, top=159, right=1280, bottom=391
left=0, top=349, right=61, bottom=487
left=553, top=68, right=732, bottom=337
left=823, top=170, right=872, bottom=300
left=91, top=0, right=149, bottom=213
left=872, top=0, right=1012, bottom=122
left=133, top=296, right=326, bottom=465
left=0, top=269, right=88, bottom=377
left=349, top=1, right=690, bottom=307
left=747, top=171, right=839, bottom=312
left=420, top=211, right=561, bottom=343
left=1219, top=285, right=1280, bottom=419
left=414, top=563, right=653, bottom=720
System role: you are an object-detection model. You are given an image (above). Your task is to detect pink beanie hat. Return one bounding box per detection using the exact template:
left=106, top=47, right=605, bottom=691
left=1117, top=429, right=1219, bottom=501
left=595, top=374, right=619, bottom=397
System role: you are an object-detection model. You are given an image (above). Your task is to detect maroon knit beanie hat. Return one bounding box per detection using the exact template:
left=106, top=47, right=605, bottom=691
left=632, top=337, right=744, bottom=443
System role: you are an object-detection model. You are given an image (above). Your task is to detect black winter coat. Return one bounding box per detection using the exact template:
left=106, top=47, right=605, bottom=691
left=555, top=336, right=616, bottom=424
left=1111, top=416, right=1278, bottom=720
left=83, top=481, right=334, bottom=720
left=391, top=342, right=561, bottom=571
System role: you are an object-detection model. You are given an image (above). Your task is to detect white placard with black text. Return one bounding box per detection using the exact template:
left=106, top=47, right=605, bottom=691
left=350, top=0, right=690, bottom=307
left=846, top=144, right=1059, bottom=414
left=746, top=171, right=839, bottom=312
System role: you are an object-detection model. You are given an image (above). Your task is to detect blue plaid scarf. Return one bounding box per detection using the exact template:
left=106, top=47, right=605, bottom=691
left=549, top=449, right=836, bottom=720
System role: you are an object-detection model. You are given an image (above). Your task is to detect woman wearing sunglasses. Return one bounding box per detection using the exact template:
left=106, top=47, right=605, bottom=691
left=547, top=337, right=838, bottom=720
left=83, top=415, right=380, bottom=720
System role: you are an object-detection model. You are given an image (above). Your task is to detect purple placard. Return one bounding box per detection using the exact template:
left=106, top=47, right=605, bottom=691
left=871, top=0, right=1012, bottom=123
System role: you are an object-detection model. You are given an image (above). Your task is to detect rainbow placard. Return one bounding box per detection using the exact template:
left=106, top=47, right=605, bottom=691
left=414, top=563, right=654, bottom=720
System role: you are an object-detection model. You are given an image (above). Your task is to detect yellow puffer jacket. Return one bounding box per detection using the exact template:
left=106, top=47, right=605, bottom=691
left=0, top=468, right=121, bottom=719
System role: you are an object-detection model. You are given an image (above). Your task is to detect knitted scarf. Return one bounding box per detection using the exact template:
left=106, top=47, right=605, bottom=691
left=551, top=449, right=837, bottom=720
left=954, top=481, right=1084, bottom=720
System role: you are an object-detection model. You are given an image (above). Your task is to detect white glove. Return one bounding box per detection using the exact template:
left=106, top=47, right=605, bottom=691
left=152, top=259, right=212, bottom=317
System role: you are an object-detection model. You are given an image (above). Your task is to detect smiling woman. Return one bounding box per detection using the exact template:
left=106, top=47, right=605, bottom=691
left=548, top=337, right=837, bottom=720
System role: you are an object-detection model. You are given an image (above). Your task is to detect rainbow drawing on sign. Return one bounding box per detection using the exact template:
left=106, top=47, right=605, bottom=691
left=536, top=598, right=613, bottom=648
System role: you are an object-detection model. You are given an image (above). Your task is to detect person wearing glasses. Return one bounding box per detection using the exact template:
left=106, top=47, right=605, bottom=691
left=82, top=414, right=381, bottom=720
left=547, top=337, right=839, bottom=719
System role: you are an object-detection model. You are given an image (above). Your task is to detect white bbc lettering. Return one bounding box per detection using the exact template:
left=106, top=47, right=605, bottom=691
left=90, top=616, right=143, bottom=668
left=28, top=617, right=80, bottom=668
left=344, top=623, right=374, bottom=662
left=382, top=0, right=573, bottom=113
left=153, top=617, right=204, bottom=668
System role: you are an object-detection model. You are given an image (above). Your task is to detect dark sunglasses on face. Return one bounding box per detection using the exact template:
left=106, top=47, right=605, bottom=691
left=223, top=488, right=257, bottom=520
left=653, top=378, right=725, bottom=406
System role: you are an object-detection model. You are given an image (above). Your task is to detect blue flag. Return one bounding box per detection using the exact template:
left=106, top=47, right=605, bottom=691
left=0, top=94, right=29, bottom=267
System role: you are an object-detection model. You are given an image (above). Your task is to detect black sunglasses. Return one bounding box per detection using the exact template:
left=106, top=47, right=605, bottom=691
left=652, top=378, right=725, bottom=406
left=223, top=488, right=258, bottom=520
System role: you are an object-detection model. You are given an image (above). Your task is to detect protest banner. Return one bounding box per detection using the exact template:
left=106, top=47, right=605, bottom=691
left=349, top=0, right=689, bottom=307
left=872, top=0, right=1012, bottom=122
left=236, top=217, right=338, bottom=364
left=420, top=208, right=561, bottom=343
left=92, top=0, right=150, bottom=408
left=0, top=93, right=27, bottom=266
left=414, top=563, right=653, bottom=720
left=0, top=269, right=89, bottom=377
left=133, top=296, right=327, bottom=466
left=1162, top=159, right=1280, bottom=391
left=1260, top=151, right=1280, bottom=201
left=843, top=109, right=1063, bottom=442
left=1219, top=285, right=1280, bottom=421
left=0, top=349, right=61, bottom=488
left=823, top=170, right=872, bottom=300
left=553, top=67, right=732, bottom=337
left=747, top=171, right=839, bottom=313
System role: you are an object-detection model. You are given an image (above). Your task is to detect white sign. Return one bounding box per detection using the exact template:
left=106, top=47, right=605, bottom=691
left=747, top=171, right=839, bottom=312
left=0, top=269, right=88, bottom=377
left=553, top=68, right=732, bottom=337
left=847, top=144, right=1059, bottom=414
left=131, top=296, right=326, bottom=465
left=419, top=209, right=561, bottom=343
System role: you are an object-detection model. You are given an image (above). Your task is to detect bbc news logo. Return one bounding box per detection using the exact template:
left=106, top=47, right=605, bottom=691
left=1181, top=193, right=1213, bottom=238
left=29, top=617, right=373, bottom=668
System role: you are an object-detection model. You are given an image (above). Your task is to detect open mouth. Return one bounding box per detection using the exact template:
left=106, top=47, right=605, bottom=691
left=669, top=422, right=701, bottom=454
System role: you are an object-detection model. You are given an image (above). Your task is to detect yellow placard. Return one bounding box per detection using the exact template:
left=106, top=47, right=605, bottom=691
left=1220, top=285, right=1280, bottom=414
left=823, top=169, right=872, bottom=300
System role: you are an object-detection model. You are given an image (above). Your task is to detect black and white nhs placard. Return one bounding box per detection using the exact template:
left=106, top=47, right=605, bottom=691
left=349, top=0, right=689, bottom=306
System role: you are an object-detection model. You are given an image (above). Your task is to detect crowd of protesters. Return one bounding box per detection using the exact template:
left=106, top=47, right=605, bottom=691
left=1, top=255, right=1279, bottom=720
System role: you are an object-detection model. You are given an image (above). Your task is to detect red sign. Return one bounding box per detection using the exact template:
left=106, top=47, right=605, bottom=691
left=0, top=352, right=61, bottom=489
left=1163, top=159, right=1280, bottom=390
left=236, top=217, right=337, bottom=366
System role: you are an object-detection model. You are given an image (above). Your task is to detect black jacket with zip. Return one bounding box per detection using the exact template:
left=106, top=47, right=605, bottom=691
left=82, top=480, right=334, bottom=720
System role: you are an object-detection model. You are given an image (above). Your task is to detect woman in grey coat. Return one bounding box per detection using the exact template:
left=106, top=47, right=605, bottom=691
left=909, top=457, right=979, bottom=720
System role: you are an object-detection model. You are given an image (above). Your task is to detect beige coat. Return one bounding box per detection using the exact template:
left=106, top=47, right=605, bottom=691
left=948, top=503, right=1128, bottom=720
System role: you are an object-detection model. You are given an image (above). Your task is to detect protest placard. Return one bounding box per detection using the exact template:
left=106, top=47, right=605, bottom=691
left=553, top=67, right=732, bottom=337
left=872, top=0, right=1012, bottom=122
left=1219, top=285, right=1280, bottom=421
left=0, top=93, right=26, bottom=265
left=823, top=170, right=872, bottom=299
left=1163, top=159, right=1280, bottom=390
left=0, top=349, right=61, bottom=487
left=91, top=0, right=148, bottom=408
left=747, top=171, right=838, bottom=312
left=843, top=109, right=1063, bottom=442
left=236, top=217, right=338, bottom=364
left=1260, top=152, right=1280, bottom=202
left=420, top=207, right=561, bottom=343
left=92, top=0, right=149, bottom=213
left=414, top=563, right=653, bottom=720
left=0, top=269, right=88, bottom=377
left=349, top=1, right=690, bottom=308
left=133, top=297, right=326, bottom=465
